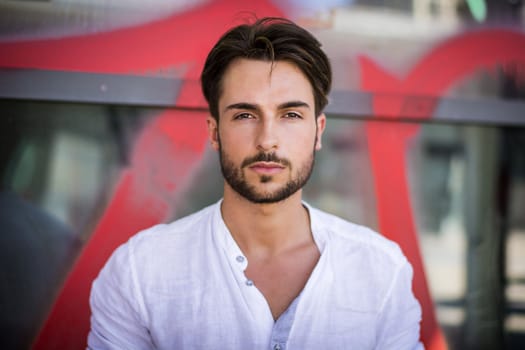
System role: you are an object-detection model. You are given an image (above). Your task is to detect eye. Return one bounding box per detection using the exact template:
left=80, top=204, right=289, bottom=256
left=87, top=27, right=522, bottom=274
left=234, top=112, right=254, bottom=120
left=284, top=112, right=302, bottom=119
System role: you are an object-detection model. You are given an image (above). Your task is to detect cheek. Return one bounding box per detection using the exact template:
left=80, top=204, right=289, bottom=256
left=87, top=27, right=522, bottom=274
left=219, top=126, right=256, bottom=147
left=287, top=136, right=316, bottom=161
left=290, top=127, right=317, bottom=148
left=218, top=131, right=250, bottom=160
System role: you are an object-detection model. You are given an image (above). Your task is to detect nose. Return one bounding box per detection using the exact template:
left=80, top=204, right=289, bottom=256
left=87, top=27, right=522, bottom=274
left=255, top=119, right=278, bottom=152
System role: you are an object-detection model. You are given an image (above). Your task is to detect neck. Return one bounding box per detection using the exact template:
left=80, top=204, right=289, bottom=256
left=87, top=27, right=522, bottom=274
left=220, top=184, right=313, bottom=258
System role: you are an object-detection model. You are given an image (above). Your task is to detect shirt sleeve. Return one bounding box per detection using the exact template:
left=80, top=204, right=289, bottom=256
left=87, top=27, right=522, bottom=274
left=87, top=242, right=153, bottom=350
left=375, top=259, right=425, bottom=350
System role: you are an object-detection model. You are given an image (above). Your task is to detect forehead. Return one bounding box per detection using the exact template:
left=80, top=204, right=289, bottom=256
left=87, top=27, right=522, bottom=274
left=219, top=58, right=314, bottom=109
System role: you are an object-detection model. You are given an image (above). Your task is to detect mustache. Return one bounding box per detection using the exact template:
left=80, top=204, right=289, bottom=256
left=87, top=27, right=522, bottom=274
left=241, top=152, right=291, bottom=168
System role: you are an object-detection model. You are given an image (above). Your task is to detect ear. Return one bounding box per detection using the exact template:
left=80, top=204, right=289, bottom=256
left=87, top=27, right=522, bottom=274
left=315, top=113, right=327, bottom=151
left=207, top=116, right=220, bottom=151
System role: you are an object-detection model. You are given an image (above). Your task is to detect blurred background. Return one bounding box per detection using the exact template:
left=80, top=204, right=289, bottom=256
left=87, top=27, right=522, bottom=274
left=0, top=0, right=524, bottom=349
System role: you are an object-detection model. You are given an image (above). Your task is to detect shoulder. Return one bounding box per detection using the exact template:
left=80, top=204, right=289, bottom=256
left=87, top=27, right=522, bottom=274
left=308, top=205, right=414, bottom=311
left=105, top=202, right=218, bottom=275
left=129, top=202, right=217, bottom=251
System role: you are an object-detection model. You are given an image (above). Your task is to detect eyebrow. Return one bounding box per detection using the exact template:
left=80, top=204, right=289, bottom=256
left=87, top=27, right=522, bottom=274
left=223, top=100, right=311, bottom=113
left=224, top=102, right=258, bottom=113
left=278, top=101, right=311, bottom=110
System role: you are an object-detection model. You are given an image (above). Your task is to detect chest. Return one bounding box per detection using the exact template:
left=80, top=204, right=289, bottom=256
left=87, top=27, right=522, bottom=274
left=141, top=245, right=379, bottom=349
left=144, top=285, right=377, bottom=350
left=245, top=246, right=320, bottom=320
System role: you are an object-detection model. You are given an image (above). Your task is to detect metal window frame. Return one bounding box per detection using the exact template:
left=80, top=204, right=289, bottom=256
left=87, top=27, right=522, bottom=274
left=1, top=68, right=524, bottom=127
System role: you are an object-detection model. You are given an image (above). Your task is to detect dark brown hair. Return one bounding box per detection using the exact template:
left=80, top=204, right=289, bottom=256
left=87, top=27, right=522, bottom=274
left=201, top=17, right=332, bottom=120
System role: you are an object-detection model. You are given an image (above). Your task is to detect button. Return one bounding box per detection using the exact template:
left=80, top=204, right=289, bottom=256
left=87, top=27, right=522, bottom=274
left=273, top=344, right=282, bottom=350
left=245, top=279, right=254, bottom=286
left=236, top=255, right=245, bottom=263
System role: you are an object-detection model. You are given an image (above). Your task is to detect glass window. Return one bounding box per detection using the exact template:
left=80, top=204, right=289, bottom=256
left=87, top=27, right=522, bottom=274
left=0, top=100, right=152, bottom=349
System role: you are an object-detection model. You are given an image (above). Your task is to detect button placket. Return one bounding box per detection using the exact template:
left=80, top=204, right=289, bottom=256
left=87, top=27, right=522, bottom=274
left=233, top=255, right=253, bottom=286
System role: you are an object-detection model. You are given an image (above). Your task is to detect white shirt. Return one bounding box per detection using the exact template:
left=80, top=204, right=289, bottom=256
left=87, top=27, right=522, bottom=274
left=88, top=200, right=423, bottom=350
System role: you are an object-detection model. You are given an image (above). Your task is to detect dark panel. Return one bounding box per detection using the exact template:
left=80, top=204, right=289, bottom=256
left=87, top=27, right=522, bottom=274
left=0, top=68, right=182, bottom=107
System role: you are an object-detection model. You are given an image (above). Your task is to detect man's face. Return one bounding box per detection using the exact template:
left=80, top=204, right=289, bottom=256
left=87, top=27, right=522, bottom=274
left=207, top=58, right=326, bottom=204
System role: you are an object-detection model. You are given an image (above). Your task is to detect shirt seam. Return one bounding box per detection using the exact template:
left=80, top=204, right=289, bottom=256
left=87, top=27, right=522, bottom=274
left=128, top=237, right=150, bottom=329
left=377, top=257, right=406, bottom=314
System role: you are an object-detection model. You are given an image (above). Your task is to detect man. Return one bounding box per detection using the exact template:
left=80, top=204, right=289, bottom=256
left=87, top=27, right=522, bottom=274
left=88, top=17, right=423, bottom=349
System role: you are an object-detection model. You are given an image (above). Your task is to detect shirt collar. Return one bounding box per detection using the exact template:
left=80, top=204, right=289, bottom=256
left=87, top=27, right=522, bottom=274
left=302, top=201, right=328, bottom=252
left=213, top=199, right=248, bottom=271
left=213, top=199, right=328, bottom=265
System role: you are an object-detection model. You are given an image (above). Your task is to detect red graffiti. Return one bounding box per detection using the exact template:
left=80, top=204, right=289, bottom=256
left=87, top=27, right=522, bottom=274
left=361, top=28, right=525, bottom=350
left=33, top=110, right=209, bottom=349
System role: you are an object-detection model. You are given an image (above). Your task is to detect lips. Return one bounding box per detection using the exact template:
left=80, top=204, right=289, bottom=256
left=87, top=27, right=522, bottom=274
left=248, top=161, right=285, bottom=175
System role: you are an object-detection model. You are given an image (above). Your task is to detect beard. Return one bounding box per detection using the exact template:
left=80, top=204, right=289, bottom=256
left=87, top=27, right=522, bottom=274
left=218, top=142, right=316, bottom=204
